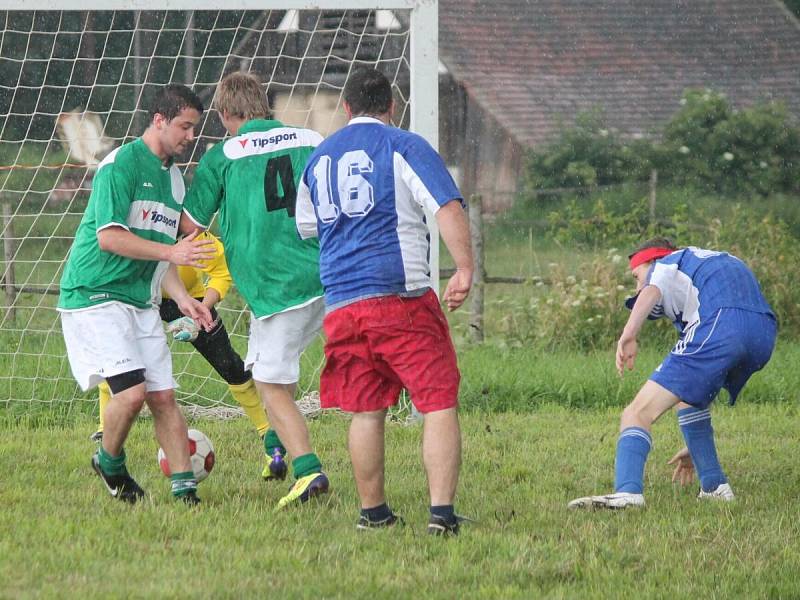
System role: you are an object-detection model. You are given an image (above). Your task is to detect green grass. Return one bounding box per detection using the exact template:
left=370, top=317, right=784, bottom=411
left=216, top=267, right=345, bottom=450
left=2, top=406, right=799, bottom=598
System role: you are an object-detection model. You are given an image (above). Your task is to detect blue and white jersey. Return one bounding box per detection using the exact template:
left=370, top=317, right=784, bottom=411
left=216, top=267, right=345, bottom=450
left=296, top=117, right=463, bottom=306
left=643, top=247, right=773, bottom=333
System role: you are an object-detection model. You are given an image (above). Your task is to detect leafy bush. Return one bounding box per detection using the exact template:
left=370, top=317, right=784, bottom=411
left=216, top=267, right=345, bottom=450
left=657, top=90, right=800, bottom=195
left=521, top=112, right=649, bottom=194
left=519, top=89, right=800, bottom=199
left=490, top=248, right=675, bottom=352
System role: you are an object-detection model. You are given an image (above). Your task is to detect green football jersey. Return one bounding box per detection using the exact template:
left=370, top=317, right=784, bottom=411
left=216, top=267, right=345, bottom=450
left=58, top=138, right=185, bottom=310
left=183, top=119, right=323, bottom=319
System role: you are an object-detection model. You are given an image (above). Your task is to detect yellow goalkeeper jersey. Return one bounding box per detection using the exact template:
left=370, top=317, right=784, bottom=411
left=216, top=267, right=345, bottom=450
left=162, top=231, right=232, bottom=301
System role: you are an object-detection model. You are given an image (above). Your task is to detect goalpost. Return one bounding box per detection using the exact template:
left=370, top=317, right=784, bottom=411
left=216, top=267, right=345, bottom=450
left=0, top=1, right=439, bottom=417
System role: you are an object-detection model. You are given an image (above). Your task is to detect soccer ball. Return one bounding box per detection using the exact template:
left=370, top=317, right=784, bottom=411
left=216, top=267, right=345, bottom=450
left=158, top=428, right=215, bottom=482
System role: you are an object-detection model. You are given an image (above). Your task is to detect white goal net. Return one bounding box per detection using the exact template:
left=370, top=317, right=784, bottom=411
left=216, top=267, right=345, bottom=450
left=0, top=2, right=438, bottom=417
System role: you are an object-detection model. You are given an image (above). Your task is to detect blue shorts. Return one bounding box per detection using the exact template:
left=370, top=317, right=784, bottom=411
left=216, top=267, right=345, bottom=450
left=650, top=308, right=776, bottom=409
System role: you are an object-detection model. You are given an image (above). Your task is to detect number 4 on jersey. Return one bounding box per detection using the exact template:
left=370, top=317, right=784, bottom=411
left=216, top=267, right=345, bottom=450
left=264, top=154, right=296, bottom=217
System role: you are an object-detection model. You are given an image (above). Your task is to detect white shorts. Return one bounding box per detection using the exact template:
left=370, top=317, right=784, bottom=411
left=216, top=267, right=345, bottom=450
left=60, top=302, right=175, bottom=392
left=245, top=297, right=324, bottom=384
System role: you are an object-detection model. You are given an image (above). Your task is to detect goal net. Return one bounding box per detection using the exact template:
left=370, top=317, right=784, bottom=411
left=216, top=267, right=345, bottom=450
left=0, top=2, right=438, bottom=418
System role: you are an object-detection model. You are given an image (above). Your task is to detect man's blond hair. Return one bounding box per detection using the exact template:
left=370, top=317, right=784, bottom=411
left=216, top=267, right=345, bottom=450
left=214, top=72, right=270, bottom=120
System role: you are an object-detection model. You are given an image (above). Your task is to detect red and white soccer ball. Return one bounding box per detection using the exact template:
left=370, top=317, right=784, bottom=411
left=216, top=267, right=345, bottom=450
left=158, top=428, right=215, bottom=482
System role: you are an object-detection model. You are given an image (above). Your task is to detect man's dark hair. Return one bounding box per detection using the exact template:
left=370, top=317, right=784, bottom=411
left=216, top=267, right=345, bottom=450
left=148, top=84, right=204, bottom=121
left=628, top=236, right=679, bottom=259
left=343, top=68, right=393, bottom=116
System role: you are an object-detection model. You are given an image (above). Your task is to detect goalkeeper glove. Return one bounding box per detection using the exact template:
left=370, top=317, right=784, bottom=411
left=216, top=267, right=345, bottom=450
left=166, top=316, right=200, bottom=342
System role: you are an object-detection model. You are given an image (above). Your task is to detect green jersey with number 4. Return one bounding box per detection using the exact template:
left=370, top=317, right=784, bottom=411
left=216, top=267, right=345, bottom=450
left=58, top=138, right=185, bottom=311
left=183, top=119, right=323, bottom=319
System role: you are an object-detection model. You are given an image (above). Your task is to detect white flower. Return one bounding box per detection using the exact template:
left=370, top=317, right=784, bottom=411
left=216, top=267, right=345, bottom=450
left=679, top=146, right=690, bottom=154
left=612, top=255, right=622, bottom=264
left=702, top=93, right=710, bottom=101
left=616, top=285, right=625, bottom=291
left=548, top=262, right=558, bottom=269
left=571, top=299, right=582, bottom=307
left=586, top=318, right=594, bottom=323
left=760, top=161, right=768, bottom=169
left=535, top=281, right=544, bottom=287
left=566, top=275, right=576, bottom=284
left=599, top=129, right=609, bottom=137
left=723, top=152, right=734, bottom=161
left=679, top=98, right=687, bottom=106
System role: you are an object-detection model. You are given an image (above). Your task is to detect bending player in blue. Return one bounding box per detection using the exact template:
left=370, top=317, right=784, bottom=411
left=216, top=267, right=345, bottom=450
left=569, top=237, right=776, bottom=509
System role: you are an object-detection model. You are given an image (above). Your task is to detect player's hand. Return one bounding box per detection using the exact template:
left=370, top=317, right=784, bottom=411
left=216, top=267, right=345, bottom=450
left=166, top=316, right=200, bottom=342
left=667, top=446, right=696, bottom=486
left=176, top=297, right=215, bottom=333
left=615, top=333, right=638, bottom=375
left=443, top=268, right=473, bottom=311
left=168, top=230, right=216, bottom=267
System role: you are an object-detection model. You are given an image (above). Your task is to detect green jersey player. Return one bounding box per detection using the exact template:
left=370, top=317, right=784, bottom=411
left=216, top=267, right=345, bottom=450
left=58, top=84, right=215, bottom=505
left=182, top=71, right=329, bottom=510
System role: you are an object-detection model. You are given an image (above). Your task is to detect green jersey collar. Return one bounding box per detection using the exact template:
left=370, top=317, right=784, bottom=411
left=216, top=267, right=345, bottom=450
left=134, top=137, right=175, bottom=170
left=237, top=119, right=285, bottom=135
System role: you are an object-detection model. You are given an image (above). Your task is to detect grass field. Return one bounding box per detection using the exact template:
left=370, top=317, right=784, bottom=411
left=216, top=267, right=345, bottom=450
left=3, top=405, right=799, bottom=598
left=3, top=180, right=799, bottom=597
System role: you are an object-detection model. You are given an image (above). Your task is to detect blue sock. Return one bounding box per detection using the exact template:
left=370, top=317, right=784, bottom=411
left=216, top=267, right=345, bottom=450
left=614, top=427, right=652, bottom=493
left=677, top=407, right=727, bottom=492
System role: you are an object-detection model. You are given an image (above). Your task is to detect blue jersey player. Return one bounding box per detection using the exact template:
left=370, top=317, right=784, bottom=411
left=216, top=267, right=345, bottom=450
left=296, top=68, right=473, bottom=535
left=569, top=237, right=776, bottom=509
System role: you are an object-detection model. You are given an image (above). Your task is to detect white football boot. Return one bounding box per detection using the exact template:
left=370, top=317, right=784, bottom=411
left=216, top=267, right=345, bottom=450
left=567, top=492, right=645, bottom=510
left=697, top=482, right=735, bottom=501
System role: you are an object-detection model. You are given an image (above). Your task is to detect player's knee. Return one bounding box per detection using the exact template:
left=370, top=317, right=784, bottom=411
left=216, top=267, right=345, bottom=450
left=621, top=402, right=650, bottom=427
left=145, top=389, right=177, bottom=414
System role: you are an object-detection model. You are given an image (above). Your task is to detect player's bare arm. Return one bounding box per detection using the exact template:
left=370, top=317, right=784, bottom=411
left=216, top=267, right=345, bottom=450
left=616, top=284, right=661, bottom=375
left=436, top=199, right=473, bottom=311
left=161, top=264, right=214, bottom=331
left=201, top=287, right=222, bottom=310
left=97, top=226, right=215, bottom=267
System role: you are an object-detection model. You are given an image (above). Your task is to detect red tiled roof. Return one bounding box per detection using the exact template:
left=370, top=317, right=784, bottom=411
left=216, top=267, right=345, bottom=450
left=439, top=0, right=800, bottom=147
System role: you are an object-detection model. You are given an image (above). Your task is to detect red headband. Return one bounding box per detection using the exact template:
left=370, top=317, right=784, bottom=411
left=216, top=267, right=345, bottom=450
left=629, top=247, right=673, bottom=270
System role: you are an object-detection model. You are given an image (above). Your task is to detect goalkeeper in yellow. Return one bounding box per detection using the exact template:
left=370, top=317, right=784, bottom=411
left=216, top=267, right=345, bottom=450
left=91, top=230, right=288, bottom=480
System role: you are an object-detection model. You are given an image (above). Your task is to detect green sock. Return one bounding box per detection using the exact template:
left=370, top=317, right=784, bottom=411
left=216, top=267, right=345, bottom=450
left=263, top=428, right=287, bottom=457
left=170, top=471, right=197, bottom=498
left=292, top=453, right=322, bottom=479
left=98, top=446, right=127, bottom=476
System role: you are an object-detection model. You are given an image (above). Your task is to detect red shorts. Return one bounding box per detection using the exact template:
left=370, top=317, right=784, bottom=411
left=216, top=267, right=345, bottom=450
left=320, top=290, right=460, bottom=413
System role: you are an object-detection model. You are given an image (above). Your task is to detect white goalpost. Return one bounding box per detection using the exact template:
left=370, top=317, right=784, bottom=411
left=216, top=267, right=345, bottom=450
left=0, top=1, right=439, bottom=417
